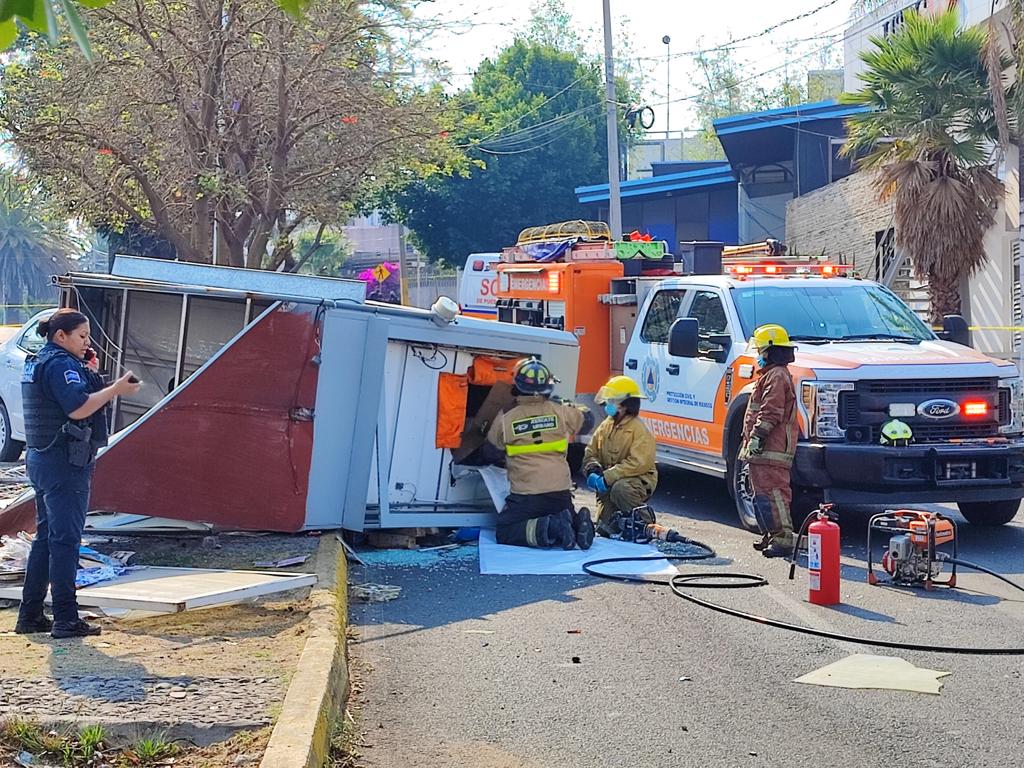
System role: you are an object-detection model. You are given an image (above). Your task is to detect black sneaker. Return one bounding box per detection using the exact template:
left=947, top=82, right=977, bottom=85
left=51, top=620, right=102, bottom=639
left=752, top=533, right=771, bottom=552
left=574, top=508, right=595, bottom=550
left=14, top=615, right=53, bottom=635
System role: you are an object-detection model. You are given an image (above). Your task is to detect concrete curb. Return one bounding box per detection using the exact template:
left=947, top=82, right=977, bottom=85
left=260, top=534, right=349, bottom=768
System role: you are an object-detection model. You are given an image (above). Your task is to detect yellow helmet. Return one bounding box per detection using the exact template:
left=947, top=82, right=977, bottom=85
left=595, top=375, right=642, bottom=404
left=752, top=324, right=795, bottom=351
left=880, top=419, right=913, bottom=447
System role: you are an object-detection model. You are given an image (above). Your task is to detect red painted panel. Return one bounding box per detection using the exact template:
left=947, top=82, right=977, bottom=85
left=0, top=306, right=319, bottom=536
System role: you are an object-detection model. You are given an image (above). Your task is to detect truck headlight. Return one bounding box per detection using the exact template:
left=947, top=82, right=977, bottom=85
left=801, top=381, right=854, bottom=439
left=1000, top=377, right=1024, bottom=435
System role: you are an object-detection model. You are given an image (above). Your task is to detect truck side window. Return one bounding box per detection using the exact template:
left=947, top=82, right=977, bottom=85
left=690, top=291, right=728, bottom=335
left=689, top=291, right=728, bottom=353
left=640, top=290, right=685, bottom=343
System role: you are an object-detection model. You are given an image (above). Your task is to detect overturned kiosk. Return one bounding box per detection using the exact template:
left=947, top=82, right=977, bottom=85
left=0, top=257, right=579, bottom=536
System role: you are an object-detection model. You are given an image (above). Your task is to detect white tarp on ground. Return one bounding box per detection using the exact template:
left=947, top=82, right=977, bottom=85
left=478, top=528, right=676, bottom=577
left=795, top=654, right=951, bottom=695
left=0, top=566, right=316, bottom=613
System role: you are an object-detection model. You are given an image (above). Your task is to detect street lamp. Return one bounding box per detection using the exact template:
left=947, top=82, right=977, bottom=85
left=662, top=35, right=671, bottom=136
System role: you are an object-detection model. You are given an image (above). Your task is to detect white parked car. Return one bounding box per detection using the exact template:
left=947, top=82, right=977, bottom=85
left=0, top=309, right=55, bottom=462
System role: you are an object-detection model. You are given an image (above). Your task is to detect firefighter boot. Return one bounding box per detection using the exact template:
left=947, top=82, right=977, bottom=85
left=545, top=510, right=577, bottom=550
left=761, top=541, right=793, bottom=559
left=574, top=507, right=596, bottom=550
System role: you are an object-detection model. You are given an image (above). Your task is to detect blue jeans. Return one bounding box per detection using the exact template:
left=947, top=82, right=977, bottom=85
left=18, top=445, right=94, bottom=626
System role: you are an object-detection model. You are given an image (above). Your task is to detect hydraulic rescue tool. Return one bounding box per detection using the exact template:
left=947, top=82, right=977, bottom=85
left=866, top=510, right=958, bottom=589
left=610, top=505, right=689, bottom=544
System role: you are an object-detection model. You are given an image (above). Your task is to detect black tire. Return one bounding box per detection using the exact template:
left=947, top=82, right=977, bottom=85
left=957, top=500, right=1021, bottom=526
left=0, top=400, right=25, bottom=463
left=728, top=437, right=821, bottom=532
left=728, top=443, right=759, bottom=532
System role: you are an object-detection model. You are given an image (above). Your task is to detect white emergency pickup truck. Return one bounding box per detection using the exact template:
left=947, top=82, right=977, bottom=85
left=619, top=272, right=1024, bottom=528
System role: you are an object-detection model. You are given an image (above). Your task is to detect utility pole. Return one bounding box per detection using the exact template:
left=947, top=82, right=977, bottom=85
left=662, top=35, right=671, bottom=138
left=603, top=0, right=622, bottom=239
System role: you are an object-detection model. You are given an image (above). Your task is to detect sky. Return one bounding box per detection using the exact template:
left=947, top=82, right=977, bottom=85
left=411, top=0, right=857, bottom=134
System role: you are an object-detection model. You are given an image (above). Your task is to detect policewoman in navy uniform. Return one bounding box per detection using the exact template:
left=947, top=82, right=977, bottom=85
left=16, top=309, right=140, bottom=639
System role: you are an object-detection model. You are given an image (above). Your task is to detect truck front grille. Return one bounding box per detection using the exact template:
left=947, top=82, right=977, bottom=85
left=861, top=378, right=997, bottom=395
left=869, top=423, right=996, bottom=443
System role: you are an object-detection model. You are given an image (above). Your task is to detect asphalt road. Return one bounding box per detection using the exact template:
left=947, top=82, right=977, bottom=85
left=349, top=471, right=1024, bottom=768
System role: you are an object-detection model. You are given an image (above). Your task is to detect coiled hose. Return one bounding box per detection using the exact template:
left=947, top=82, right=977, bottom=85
left=582, top=536, right=1024, bottom=656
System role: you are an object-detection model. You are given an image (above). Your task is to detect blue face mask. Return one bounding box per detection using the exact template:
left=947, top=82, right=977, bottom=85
left=757, top=355, right=768, bottom=369
left=604, top=402, right=619, bottom=418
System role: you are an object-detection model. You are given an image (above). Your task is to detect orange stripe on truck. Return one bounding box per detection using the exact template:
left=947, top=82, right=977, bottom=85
left=639, top=411, right=724, bottom=454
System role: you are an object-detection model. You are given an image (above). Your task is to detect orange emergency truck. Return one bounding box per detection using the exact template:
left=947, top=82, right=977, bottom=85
left=493, top=229, right=1024, bottom=530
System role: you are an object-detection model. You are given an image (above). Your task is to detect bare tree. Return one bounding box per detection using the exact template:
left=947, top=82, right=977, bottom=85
left=1, top=0, right=457, bottom=268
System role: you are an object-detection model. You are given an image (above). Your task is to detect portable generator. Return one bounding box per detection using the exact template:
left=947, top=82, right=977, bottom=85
left=866, top=510, right=958, bottom=590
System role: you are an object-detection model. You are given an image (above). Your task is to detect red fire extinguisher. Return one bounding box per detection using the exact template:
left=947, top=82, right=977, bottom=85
left=807, top=510, right=841, bottom=606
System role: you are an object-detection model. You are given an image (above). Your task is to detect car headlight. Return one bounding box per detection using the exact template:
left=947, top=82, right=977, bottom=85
left=999, top=377, right=1024, bottom=435
left=801, top=381, right=854, bottom=439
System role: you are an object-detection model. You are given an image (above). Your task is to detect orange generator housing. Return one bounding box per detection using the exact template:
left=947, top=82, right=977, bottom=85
left=495, top=260, right=623, bottom=395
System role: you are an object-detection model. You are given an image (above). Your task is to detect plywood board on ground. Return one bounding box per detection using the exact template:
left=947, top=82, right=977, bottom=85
left=0, top=566, right=316, bottom=613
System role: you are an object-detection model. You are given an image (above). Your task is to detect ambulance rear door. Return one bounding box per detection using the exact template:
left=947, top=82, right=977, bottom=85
left=624, top=284, right=743, bottom=477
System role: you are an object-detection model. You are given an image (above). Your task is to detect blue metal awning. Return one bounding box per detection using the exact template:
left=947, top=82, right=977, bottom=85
left=712, top=100, right=870, bottom=168
left=575, top=162, right=736, bottom=205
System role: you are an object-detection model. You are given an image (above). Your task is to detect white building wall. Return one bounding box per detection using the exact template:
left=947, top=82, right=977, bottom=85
left=844, top=0, right=1006, bottom=91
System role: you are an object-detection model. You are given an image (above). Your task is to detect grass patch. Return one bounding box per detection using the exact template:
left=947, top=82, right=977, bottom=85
left=0, top=718, right=110, bottom=766
left=0, top=719, right=185, bottom=767
left=327, top=711, right=363, bottom=768
left=115, top=735, right=179, bottom=766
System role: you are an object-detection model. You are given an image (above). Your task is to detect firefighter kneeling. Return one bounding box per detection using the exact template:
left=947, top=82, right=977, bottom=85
left=583, top=375, right=658, bottom=538
left=741, top=324, right=799, bottom=559
left=486, top=359, right=595, bottom=550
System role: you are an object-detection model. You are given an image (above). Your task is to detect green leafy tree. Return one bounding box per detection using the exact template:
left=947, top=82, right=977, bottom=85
left=1, top=0, right=459, bottom=269
left=842, top=9, right=1013, bottom=322
left=382, top=37, right=634, bottom=263
left=0, top=0, right=311, bottom=58
left=0, top=172, right=74, bottom=324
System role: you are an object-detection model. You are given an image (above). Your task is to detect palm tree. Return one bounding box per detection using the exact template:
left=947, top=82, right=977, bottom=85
left=842, top=8, right=1014, bottom=324
left=0, top=173, right=74, bottom=324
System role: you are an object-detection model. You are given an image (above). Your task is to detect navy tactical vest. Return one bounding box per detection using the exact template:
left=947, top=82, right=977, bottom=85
left=21, top=345, right=92, bottom=449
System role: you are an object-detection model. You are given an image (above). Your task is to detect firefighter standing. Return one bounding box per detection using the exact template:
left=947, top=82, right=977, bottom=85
left=486, top=359, right=594, bottom=550
left=741, top=324, right=799, bottom=559
left=583, top=375, right=658, bottom=537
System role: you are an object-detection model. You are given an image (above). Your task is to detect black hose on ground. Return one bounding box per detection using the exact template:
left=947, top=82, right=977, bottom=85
left=941, top=555, right=1024, bottom=596
left=582, top=550, right=1024, bottom=656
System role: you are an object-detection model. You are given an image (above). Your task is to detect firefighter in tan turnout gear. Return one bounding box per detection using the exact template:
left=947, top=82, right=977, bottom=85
left=583, top=375, right=658, bottom=538
left=741, top=324, right=799, bottom=559
left=486, top=359, right=595, bottom=550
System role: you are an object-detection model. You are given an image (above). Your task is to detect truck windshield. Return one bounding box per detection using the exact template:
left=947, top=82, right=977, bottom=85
left=731, top=283, right=934, bottom=343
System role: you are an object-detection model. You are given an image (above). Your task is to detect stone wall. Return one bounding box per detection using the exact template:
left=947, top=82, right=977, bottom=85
left=785, top=171, right=893, bottom=277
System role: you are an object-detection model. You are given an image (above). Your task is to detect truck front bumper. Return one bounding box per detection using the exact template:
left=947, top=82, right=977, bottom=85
left=793, top=441, right=1024, bottom=505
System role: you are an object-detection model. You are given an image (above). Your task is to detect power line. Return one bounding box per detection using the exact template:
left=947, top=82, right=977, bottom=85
left=628, top=0, right=847, bottom=63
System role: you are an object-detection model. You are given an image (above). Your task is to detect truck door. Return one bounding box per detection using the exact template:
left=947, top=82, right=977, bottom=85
left=625, top=286, right=737, bottom=465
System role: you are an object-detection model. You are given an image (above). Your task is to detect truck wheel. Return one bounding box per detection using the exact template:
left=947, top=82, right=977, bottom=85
left=729, top=456, right=760, bottom=532
left=730, top=443, right=822, bottom=533
left=957, top=500, right=1021, bottom=526
left=0, top=401, right=24, bottom=463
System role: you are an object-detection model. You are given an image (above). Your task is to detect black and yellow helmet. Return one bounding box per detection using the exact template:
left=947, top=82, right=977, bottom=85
left=880, top=419, right=913, bottom=447
left=513, top=358, right=556, bottom=396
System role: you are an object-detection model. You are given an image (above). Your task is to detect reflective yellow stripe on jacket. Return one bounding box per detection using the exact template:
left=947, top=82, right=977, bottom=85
left=506, top=438, right=569, bottom=456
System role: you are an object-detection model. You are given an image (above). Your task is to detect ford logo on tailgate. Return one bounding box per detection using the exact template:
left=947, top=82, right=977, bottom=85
left=918, top=399, right=961, bottom=420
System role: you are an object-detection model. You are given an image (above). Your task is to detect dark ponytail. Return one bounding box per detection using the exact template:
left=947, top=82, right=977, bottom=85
left=36, top=309, right=88, bottom=341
